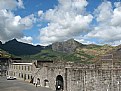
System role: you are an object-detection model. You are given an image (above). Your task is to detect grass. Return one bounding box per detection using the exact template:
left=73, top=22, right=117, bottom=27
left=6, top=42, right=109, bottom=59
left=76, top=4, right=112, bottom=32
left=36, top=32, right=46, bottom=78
left=20, top=44, right=114, bottom=63
left=21, top=48, right=97, bottom=64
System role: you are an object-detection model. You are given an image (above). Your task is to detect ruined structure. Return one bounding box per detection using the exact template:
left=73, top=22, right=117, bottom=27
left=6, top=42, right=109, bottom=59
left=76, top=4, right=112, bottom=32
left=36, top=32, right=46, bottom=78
left=8, top=54, right=121, bottom=91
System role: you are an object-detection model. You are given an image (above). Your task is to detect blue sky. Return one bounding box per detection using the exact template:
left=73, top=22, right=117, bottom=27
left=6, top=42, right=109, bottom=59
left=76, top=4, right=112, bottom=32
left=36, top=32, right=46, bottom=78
left=1, top=0, right=121, bottom=46
left=14, top=0, right=58, bottom=17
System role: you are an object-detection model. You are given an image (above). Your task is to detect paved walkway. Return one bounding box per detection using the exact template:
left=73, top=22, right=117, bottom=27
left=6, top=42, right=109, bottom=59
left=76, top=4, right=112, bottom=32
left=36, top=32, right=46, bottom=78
left=0, top=77, right=54, bottom=91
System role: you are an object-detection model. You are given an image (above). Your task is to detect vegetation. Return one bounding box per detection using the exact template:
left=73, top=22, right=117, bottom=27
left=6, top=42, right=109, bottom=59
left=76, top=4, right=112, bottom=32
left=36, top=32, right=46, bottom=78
left=0, top=39, right=43, bottom=56
left=21, top=44, right=114, bottom=63
left=0, top=39, right=116, bottom=63
left=0, top=49, right=11, bottom=58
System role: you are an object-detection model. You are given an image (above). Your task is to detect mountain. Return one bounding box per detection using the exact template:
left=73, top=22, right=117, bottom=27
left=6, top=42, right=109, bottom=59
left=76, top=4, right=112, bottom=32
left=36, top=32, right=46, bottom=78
left=23, top=39, right=114, bottom=63
left=75, top=44, right=114, bottom=63
left=0, top=39, right=116, bottom=63
left=0, top=39, right=44, bottom=56
left=104, top=44, right=121, bottom=62
left=0, top=41, right=2, bottom=45
left=52, top=39, right=84, bottom=53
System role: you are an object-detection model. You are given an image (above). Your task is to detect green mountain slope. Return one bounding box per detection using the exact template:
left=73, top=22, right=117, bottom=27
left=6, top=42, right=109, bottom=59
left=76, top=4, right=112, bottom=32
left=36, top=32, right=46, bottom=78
left=22, top=42, right=114, bottom=63
left=0, top=39, right=44, bottom=56
left=75, top=44, right=114, bottom=63
left=0, top=39, right=115, bottom=63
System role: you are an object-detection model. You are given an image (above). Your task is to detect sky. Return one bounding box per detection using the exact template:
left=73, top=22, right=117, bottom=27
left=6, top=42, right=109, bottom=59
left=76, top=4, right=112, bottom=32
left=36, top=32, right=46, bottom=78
left=1, top=0, right=121, bottom=46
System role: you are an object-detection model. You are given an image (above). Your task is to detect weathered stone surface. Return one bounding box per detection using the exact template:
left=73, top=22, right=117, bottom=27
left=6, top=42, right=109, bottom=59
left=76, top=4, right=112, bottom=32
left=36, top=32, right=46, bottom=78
left=52, top=39, right=81, bottom=53
left=8, top=60, right=121, bottom=91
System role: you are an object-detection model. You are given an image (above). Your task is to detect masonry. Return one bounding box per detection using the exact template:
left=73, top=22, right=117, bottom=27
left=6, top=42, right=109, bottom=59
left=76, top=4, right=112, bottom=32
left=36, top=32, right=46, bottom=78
left=8, top=62, right=33, bottom=82
left=0, top=58, right=9, bottom=76
left=8, top=57, right=121, bottom=91
left=0, top=58, right=21, bottom=76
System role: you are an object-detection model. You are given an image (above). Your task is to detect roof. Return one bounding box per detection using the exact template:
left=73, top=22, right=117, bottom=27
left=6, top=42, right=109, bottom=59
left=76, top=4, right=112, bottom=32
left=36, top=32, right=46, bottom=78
left=37, top=60, right=53, bottom=63
left=12, top=63, right=33, bottom=65
left=11, top=58, right=22, bottom=60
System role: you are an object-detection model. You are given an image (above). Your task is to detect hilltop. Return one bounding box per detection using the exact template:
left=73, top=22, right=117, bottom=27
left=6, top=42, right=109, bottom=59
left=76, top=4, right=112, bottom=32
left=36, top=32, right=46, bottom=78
left=52, top=39, right=82, bottom=53
left=0, top=39, right=44, bottom=56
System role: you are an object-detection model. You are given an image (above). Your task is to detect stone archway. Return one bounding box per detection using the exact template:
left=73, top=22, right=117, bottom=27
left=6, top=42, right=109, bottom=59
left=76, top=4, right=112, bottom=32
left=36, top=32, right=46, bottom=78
left=56, top=75, right=64, bottom=91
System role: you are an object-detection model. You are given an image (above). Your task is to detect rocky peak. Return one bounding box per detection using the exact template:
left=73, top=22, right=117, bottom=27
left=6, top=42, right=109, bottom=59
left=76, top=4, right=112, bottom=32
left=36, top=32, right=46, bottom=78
left=52, top=39, right=82, bottom=53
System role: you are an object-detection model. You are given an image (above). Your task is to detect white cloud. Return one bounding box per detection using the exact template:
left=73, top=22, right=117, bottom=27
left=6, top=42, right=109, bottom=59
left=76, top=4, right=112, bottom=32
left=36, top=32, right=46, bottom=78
left=86, top=26, right=121, bottom=42
left=111, top=2, right=121, bottom=27
left=0, top=2, right=36, bottom=43
left=38, top=10, right=43, bottom=17
left=39, top=0, right=93, bottom=45
left=17, top=36, right=33, bottom=44
left=94, top=1, right=113, bottom=23
left=17, top=0, right=25, bottom=9
left=0, top=0, right=24, bottom=10
left=0, top=0, right=17, bottom=10
left=75, top=37, right=95, bottom=45
left=86, top=1, right=121, bottom=46
left=20, top=14, right=36, bottom=28
left=108, top=40, right=121, bottom=46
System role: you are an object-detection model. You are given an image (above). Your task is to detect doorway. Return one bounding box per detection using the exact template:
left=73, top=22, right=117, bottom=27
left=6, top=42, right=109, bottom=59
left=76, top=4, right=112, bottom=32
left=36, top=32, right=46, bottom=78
left=44, top=79, right=49, bottom=87
left=56, top=75, right=64, bottom=91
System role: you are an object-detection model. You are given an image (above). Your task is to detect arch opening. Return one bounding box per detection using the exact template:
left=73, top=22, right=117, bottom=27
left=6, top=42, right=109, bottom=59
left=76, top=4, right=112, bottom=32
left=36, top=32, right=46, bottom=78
left=56, top=75, right=64, bottom=91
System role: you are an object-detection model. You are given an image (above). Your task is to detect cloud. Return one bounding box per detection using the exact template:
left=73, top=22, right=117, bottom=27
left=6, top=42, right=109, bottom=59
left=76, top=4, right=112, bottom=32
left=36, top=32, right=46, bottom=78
left=75, top=37, right=95, bottom=45
left=0, top=0, right=36, bottom=43
left=111, top=2, right=121, bottom=27
left=0, top=0, right=24, bottom=10
left=86, top=1, right=121, bottom=45
left=20, top=14, right=36, bottom=28
left=0, top=0, right=17, bottom=10
left=17, top=0, right=25, bottom=9
left=86, top=26, right=121, bottom=42
left=38, top=10, right=43, bottom=17
left=17, top=36, right=33, bottom=44
left=94, top=1, right=112, bottom=23
left=39, top=0, right=93, bottom=45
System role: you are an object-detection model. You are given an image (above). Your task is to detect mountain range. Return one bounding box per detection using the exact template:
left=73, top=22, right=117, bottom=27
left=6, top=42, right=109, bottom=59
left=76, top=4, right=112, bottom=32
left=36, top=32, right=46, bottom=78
left=0, top=39, right=120, bottom=63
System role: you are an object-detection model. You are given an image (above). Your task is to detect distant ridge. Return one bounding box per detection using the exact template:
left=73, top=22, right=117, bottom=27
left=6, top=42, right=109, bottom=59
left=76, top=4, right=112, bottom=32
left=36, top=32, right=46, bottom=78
left=0, top=39, right=44, bottom=56
left=0, top=39, right=117, bottom=63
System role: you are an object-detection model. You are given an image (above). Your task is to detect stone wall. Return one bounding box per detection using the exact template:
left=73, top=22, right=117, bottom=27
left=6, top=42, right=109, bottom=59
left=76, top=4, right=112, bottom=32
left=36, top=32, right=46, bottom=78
left=66, top=68, right=121, bottom=91
left=33, top=62, right=121, bottom=91
left=8, top=61, right=121, bottom=91
left=0, top=58, right=9, bottom=76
